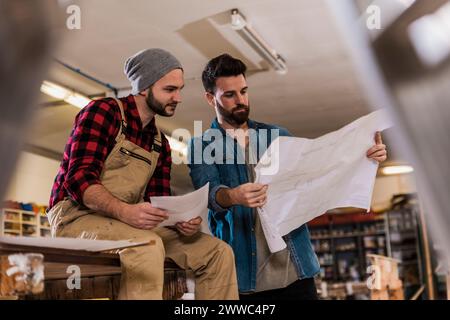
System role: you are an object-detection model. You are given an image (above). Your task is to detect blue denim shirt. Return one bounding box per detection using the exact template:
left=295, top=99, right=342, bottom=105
left=188, top=118, right=320, bottom=293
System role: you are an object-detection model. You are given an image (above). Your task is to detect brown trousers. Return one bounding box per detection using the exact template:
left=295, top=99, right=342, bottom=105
left=55, top=208, right=238, bottom=300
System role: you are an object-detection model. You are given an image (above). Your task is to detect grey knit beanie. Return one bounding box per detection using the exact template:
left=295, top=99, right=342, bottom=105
left=124, top=48, right=183, bottom=95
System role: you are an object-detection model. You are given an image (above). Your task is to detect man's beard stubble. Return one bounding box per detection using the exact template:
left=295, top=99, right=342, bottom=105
left=216, top=101, right=250, bottom=126
left=146, top=90, right=175, bottom=117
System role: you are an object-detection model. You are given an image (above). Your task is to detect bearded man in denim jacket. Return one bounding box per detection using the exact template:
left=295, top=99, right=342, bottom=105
left=188, top=54, right=388, bottom=300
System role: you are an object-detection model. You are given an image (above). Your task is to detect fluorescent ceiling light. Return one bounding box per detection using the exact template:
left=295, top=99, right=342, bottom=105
left=231, top=9, right=287, bottom=74
left=40, top=80, right=91, bottom=109
left=408, top=2, right=450, bottom=67
left=381, top=165, right=414, bottom=175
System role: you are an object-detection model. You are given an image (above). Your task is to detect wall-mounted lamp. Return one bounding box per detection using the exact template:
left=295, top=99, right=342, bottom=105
left=40, top=80, right=91, bottom=109
left=231, top=8, right=287, bottom=74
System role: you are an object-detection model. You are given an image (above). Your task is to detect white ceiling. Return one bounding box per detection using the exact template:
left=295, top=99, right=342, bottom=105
left=27, top=0, right=391, bottom=192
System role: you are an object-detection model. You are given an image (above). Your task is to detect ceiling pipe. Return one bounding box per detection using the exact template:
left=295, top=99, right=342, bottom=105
left=54, top=58, right=119, bottom=97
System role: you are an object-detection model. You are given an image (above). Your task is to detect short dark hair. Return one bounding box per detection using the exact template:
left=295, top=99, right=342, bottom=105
left=202, top=54, right=247, bottom=94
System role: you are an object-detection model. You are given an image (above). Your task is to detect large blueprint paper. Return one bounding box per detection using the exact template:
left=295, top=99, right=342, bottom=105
left=151, top=183, right=209, bottom=230
left=255, top=110, right=393, bottom=253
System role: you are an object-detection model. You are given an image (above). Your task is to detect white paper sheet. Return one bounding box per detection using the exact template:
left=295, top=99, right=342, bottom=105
left=0, top=236, right=149, bottom=252
left=151, top=183, right=209, bottom=230
left=255, top=110, right=393, bottom=252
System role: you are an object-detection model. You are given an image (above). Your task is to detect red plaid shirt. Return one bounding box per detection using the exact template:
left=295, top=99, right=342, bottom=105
left=49, top=95, right=172, bottom=209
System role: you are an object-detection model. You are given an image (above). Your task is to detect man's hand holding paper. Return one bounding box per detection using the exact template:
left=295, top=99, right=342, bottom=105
left=150, top=182, right=210, bottom=234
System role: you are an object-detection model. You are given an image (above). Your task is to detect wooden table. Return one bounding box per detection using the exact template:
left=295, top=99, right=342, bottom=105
left=0, top=242, right=186, bottom=300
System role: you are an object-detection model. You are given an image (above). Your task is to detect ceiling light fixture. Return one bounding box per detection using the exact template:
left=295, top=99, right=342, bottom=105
left=40, top=80, right=91, bottom=109
left=381, top=165, right=414, bottom=175
left=231, top=8, right=287, bottom=74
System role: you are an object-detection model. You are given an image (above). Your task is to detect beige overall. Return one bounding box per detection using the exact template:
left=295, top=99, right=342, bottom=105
left=47, top=99, right=238, bottom=300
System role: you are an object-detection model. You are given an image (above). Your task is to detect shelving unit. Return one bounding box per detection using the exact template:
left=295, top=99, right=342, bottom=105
left=310, top=193, right=430, bottom=300
left=385, top=194, right=424, bottom=299
left=0, top=208, right=51, bottom=238
left=309, top=211, right=388, bottom=284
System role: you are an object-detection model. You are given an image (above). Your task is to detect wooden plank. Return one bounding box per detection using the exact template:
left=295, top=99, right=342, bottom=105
left=1, top=243, right=187, bottom=300
left=44, top=262, right=121, bottom=280
left=24, top=276, right=121, bottom=300
left=26, top=269, right=186, bottom=300
left=0, top=243, right=120, bottom=267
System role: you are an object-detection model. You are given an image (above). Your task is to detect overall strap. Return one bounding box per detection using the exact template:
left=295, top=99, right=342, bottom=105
left=113, top=98, right=128, bottom=142
left=138, top=127, right=163, bottom=202
left=152, top=127, right=162, bottom=153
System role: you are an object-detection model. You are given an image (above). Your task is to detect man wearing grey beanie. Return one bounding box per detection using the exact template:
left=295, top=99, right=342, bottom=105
left=47, top=48, right=239, bottom=300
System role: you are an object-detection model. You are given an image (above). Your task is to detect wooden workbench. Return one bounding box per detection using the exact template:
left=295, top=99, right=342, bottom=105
left=0, top=241, right=186, bottom=300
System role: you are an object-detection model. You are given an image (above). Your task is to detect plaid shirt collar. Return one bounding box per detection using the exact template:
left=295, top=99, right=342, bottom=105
left=122, top=94, right=158, bottom=135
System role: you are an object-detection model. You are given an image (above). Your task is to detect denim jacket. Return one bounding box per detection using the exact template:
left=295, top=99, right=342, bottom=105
left=188, top=118, right=320, bottom=293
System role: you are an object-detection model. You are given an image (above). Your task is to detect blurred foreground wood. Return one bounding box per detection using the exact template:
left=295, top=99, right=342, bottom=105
left=0, top=242, right=187, bottom=300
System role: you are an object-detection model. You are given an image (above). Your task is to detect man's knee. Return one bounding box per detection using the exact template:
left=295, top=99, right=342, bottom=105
left=119, top=233, right=165, bottom=270
left=130, top=231, right=165, bottom=255
left=114, top=228, right=165, bottom=265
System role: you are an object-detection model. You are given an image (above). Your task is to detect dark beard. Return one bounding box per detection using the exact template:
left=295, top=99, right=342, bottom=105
left=216, top=101, right=250, bottom=126
left=146, top=90, right=173, bottom=117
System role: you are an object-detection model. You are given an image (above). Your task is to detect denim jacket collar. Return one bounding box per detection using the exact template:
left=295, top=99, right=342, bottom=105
left=210, top=118, right=260, bottom=132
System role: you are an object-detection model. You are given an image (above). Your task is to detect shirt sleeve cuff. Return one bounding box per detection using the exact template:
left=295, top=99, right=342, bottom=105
left=209, top=184, right=231, bottom=213
left=63, top=173, right=101, bottom=205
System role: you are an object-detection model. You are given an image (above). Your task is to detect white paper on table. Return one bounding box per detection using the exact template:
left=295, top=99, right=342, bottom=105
left=0, top=236, right=149, bottom=252
left=255, top=109, right=393, bottom=253
left=150, top=182, right=209, bottom=231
